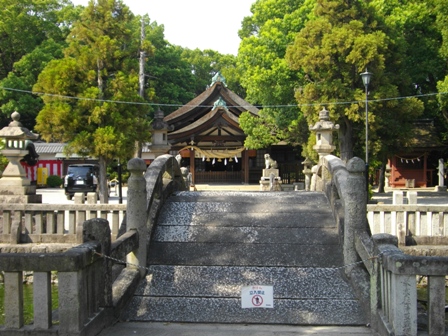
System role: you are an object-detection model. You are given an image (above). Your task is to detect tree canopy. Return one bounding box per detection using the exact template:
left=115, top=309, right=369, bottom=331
left=238, top=0, right=446, bottom=172
left=237, top=0, right=315, bottom=149
left=0, top=0, right=79, bottom=128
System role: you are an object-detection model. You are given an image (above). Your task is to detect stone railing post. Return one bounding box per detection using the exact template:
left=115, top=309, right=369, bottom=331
left=310, top=165, right=318, bottom=191
left=58, top=218, right=112, bottom=334
left=126, top=158, right=148, bottom=276
left=83, top=218, right=112, bottom=307
left=344, top=157, right=367, bottom=271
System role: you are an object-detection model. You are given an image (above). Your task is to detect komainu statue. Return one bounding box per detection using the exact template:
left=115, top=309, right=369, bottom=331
left=264, top=154, right=278, bottom=169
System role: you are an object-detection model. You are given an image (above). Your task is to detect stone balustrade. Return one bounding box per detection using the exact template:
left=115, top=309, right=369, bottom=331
left=367, top=204, right=448, bottom=245
left=356, top=233, right=447, bottom=336
left=0, top=202, right=126, bottom=245
left=0, top=217, right=139, bottom=335
left=0, top=155, right=185, bottom=335
left=314, top=154, right=447, bottom=336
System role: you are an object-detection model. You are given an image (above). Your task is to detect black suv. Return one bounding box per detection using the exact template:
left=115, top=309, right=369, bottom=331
left=64, top=164, right=99, bottom=200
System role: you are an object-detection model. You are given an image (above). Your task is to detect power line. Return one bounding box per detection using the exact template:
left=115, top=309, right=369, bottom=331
left=1, top=86, right=447, bottom=109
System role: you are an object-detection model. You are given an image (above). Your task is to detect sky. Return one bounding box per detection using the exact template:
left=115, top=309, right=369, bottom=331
left=70, top=0, right=255, bottom=55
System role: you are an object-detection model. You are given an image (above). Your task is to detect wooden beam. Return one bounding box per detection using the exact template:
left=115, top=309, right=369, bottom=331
left=190, top=149, right=195, bottom=186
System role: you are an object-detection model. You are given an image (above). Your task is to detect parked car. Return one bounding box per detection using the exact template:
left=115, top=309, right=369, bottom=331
left=64, top=164, right=99, bottom=200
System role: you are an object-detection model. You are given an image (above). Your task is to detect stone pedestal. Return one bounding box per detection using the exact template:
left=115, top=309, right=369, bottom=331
left=0, top=182, right=41, bottom=203
left=259, top=169, right=282, bottom=191
left=434, top=185, right=447, bottom=192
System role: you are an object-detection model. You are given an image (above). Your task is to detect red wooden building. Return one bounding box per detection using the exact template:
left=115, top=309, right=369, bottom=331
left=388, top=120, right=446, bottom=188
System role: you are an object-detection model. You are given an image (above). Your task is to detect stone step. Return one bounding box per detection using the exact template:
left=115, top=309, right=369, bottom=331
left=157, top=211, right=337, bottom=228
left=148, top=242, right=343, bottom=267
left=154, top=226, right=339, bottom=244
left=135, top=266, right=356, bottom=299
left=123, top=296, right=366, bottom=325
left=124, top=191, right=366, bottom=326
left=170, top=191, right=329, bottom=204
left=161, top=197, right=332, bottom=215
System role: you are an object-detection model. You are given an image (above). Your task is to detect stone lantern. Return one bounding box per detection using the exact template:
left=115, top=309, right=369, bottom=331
left=149, top=108, right=172, bottom=159
left=309, top=107, right=339, bottom=158
left=0, top=111, right=41, bottom=203
left=302, top=157, right=313, bottom=191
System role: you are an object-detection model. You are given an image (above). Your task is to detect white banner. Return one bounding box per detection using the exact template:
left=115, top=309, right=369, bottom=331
left=241, top=285, right=274, bottom=308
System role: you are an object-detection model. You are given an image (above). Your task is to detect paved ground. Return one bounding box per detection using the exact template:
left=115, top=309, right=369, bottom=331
left=97, top=322, right=376, bottom=336
left=36, top=186, right=128, bottom=204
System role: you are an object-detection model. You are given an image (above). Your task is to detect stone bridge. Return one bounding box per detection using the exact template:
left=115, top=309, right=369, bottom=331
left=0, top=154, right=447, bottom=336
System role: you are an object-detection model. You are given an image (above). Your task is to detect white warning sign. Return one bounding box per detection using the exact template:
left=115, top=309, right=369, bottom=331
left=241, top=285, right=274, bottom=308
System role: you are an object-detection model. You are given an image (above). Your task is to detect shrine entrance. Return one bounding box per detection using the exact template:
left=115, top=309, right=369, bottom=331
left=177, top=147, right=246, bottom=184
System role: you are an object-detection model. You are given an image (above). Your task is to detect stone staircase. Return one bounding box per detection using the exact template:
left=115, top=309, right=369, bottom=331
left=122, top=191, right=367, bottom=325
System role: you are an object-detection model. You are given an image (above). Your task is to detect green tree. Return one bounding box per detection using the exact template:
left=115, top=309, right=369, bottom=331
left=286, top=0, right=424, bottom=165
left=180, top=49, right=242, bottom=97
left=0, top=0, right=79, bottom=127
left=370, top=0, right=445, bottom=191
left=146, top=42, right=197, bottom=115
left=0, top=39, right=65, bottom=128
left=34, top=0, right=152, bottom=203
left=0, top=0, right=70, bottom=78
left=237, top=0, right=315, bottom=150
left=145, top=34, right=241, bottom=116
left=434, top=0, right=448, bottom=143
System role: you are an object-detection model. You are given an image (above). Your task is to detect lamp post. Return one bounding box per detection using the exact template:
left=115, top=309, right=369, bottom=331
left=117, top=159, right=123, bottom=204
left=360, top=69, right=372, bottom=195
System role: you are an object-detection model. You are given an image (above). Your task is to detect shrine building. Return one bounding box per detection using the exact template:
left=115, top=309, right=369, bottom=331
left=163, top=73, right=260, bottom=184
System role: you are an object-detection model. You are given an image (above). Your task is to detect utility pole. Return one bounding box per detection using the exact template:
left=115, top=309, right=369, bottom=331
left=135, top=17, right=146, bottom=158
left=139, top=17, right=145, bottom=99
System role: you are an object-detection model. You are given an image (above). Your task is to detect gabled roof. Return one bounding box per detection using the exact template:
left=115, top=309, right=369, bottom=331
left=34, top=142, right=151, bottom=156
left=164, top=75, right=258, bottom=148
left=34, top=142, right=66, bottom=154
left=164, top=81, right=258, bottom=129
left=169, top=106, right=245, bottom=144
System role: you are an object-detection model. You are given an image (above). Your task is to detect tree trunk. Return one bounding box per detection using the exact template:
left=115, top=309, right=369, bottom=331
left=377, top=160, right=387, bottom=193
left=338, top=116, right=354, bottom=162
left=97, top=59, right=104, bottom=95
left=98, top=156, right=109, bottom=204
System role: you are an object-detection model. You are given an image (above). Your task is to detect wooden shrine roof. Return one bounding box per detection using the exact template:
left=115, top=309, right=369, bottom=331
left=165, top=82, right=258, bottom=126
left=164, top=76, right=259, bottom=147
left=168, top=106, right=245, bottom=144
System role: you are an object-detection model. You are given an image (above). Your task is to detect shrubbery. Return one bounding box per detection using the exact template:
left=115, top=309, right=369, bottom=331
left=46, top=175, right=63, bottom=188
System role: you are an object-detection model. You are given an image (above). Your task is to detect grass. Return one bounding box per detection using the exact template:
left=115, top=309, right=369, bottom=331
left=0, top=283, right=59, bottom=325
left=416, top=278, right=448, bottom=329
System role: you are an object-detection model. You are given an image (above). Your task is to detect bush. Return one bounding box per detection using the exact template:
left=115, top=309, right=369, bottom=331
left=46, top=175, right=63, bottom=188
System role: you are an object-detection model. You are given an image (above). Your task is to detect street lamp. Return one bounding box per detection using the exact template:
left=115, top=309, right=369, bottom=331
left=360, top=69, right=372, bottom=195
